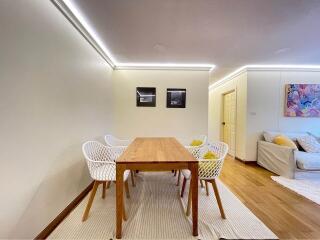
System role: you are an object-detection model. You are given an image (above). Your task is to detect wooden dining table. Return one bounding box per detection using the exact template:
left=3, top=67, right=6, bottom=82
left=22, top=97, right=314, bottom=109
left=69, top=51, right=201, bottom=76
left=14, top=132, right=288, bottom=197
left=116, top=137, right=199, bottom=239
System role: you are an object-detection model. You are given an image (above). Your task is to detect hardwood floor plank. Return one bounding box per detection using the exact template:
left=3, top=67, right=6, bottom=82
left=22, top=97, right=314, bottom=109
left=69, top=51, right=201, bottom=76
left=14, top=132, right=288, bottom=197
left=220, top=157, right=320, bottom=240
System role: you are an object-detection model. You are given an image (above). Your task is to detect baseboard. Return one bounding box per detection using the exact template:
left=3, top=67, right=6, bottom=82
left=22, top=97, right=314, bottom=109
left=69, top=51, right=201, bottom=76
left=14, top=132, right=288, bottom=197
left=35, top=181, right=94, bottom=239
left=235, top=157, right=257, bottom=165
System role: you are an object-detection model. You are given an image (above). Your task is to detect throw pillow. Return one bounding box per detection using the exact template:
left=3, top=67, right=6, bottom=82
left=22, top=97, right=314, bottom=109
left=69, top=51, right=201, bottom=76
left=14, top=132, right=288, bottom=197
left=190, top=140, right=203, bottom=146
left=203, top=151, right=218, bottom=159
left=273, top=135, right=298, bottom=149
left=263, top=131, right=308, bottom=142
left=199, top=152, right=218, bottom=172
left=297, top=135, right=320, bottom=153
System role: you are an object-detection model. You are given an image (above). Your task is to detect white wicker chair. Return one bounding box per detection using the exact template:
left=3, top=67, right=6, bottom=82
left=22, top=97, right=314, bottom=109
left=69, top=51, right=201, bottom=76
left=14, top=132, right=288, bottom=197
left=82, top=141, right=131, bottom=222
left=181, top=142, right=228, bottom=219
left=175, top=135, right=207, bottom=186
left=104, top=134, right=132, bottom=147
left=104, top=134, right=136, bottom=187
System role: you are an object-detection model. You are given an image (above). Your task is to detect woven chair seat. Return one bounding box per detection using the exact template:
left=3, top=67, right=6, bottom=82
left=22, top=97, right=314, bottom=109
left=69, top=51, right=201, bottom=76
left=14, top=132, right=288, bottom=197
left=182, top=169, right=191, bottom=179
left=82, top=141, right=128, bottom=182
left=91, top=164, right=130, bottom=181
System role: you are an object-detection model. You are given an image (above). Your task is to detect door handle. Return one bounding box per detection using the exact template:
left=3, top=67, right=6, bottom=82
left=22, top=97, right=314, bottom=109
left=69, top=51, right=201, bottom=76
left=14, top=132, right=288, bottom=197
left=222, top=122, right=226, bottom=125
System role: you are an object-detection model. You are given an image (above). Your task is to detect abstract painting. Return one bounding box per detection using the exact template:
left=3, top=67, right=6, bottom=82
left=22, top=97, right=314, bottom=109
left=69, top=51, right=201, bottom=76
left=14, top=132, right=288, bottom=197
left=285, top=84, right=320, bottom=117
left=167, top=88, right=186, bottom=108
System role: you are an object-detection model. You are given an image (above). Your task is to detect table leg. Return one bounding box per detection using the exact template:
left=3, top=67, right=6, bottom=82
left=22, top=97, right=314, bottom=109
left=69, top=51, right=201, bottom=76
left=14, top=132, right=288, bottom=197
left=116, top=164, right=125, bottom=239
left=190, top=162, right=198, bottom=236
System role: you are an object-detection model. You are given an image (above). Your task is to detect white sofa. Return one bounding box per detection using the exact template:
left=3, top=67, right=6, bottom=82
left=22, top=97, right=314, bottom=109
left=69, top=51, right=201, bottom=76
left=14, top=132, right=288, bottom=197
left=257, top=131, right=320, bottom=179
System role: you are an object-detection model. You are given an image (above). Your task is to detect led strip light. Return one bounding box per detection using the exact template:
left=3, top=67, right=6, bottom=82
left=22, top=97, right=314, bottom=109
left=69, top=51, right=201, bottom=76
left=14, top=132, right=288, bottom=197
left=51, top=0, right=216, bottom=71
left=209, top=65, right=320, bottom=89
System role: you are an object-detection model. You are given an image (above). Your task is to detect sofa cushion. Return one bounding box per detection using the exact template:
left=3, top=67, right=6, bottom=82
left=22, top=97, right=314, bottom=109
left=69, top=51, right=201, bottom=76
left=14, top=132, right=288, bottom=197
left=297, top=135, right=320, bottom=153
left=308, top=131, right=320, bottom=143
left=263, top=131, right=308, bottom=143
left=295, top=151, right=320, bottom=170
left=273, top=135, right=298, bottom=149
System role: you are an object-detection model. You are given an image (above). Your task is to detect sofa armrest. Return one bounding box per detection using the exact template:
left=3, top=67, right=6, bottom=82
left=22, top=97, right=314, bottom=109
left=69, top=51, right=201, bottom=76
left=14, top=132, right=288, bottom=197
left=257, top=141, right=296, bottom=178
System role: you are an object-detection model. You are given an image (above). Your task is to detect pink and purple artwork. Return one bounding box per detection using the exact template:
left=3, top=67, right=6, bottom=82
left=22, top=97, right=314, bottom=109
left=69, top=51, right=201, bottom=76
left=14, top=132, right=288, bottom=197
left=285, top=84, right=320, bottom=117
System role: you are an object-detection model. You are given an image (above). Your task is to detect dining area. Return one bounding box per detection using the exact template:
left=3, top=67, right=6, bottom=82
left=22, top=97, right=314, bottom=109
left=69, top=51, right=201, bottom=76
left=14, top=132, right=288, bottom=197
left=79, top=135, right=228, bottom=239
left=47, top=133, right=279, bottom=240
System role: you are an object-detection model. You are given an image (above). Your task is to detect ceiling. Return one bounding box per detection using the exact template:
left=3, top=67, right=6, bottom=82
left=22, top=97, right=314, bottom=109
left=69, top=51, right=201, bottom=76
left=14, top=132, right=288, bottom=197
left=68, top=0, right=320, bottom=83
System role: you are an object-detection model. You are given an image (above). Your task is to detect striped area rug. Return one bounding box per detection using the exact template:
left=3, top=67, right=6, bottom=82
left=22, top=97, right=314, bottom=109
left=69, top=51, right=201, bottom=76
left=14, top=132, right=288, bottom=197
left=49, top=172, right=277, bottom=240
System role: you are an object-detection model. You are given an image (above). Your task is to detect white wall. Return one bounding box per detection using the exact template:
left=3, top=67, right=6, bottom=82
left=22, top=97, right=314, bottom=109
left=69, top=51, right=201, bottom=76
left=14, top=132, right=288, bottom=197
left=209, top=68, right=320, bottom=162
left=208, top=71, right=247, bottom=160
left=112, top=70, right=209, bottom=139
left=246, top=69, right=320, bottom=161
left=0, top=0, right=113, bottom=238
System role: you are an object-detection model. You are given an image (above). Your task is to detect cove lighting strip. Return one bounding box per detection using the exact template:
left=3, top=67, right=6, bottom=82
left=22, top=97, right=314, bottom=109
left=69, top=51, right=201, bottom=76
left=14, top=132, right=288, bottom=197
left=52, top=0, right=116, bottom=68
left=209, top=64, right=320, bottom=90
left=51, top=0, right=216, bottom=71
left=115, top=63, right=216, bottom=71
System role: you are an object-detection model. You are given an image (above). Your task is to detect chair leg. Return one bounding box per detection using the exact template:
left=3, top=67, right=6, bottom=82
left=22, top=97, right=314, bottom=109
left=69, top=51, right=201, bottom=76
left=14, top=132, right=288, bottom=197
left=205, top=181, right=209, bottom=196
left=174, top=170, right=177, bottom=176
left=106, top=181, right=111, bottom=189
left=82, top=181, right=99, bottom=221
left=180, top=177, right=187, bottom=198
left=124, top=180, right=130, bottom=199
left=186, top=185, right=192, bottom=216
left=102, top=182, right=106, bottom=199
left=130, top=170, right=135, bottom=187
left=176, top=170, right=181, bottom=186
left=211, top=179, right=226, bottom=219
left=200, top=180, right=204, bottom=188
left=123, top=195, right=127, bottom=221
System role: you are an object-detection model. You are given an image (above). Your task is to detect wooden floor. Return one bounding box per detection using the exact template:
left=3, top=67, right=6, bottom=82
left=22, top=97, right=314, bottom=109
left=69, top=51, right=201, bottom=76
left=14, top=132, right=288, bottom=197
left=220, top=156, right=320, bottom=240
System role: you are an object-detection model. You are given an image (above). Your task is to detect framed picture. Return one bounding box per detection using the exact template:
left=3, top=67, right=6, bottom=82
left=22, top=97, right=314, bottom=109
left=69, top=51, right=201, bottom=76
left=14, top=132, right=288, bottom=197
left=285, top=84, right=320, bottom=117
left=167, top=88, right=186, bottom=108
left=136, top=87, right=156, bottom=107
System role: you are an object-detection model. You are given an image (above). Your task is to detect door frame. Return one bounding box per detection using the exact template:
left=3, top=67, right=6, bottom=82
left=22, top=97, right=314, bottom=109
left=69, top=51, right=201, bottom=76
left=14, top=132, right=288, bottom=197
left=220, top=89, right=237, bottom=158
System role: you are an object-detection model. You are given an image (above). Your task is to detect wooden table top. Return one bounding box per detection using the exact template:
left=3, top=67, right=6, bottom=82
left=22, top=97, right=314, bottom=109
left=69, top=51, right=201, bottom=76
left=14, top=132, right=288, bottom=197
left=117, top=137, right=197, bottom=164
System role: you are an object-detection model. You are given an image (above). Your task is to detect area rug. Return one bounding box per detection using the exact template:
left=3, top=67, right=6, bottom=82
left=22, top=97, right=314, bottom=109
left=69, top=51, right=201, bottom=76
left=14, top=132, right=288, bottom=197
left=49, top=172, right=277, bottom=240
left=271, top=171, right=320, bottom=205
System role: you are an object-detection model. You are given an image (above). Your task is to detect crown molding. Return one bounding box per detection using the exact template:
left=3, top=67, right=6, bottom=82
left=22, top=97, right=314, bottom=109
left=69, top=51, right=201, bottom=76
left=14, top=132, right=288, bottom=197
left=246, top=64, right=320, bottom=72
left=115, top=64, right=215, bottom=71
left=51, top=0, right=116, bottom=69
left=209, top=65, right=320, bottom=90
left=209, top=66, right=247, bottom=90
left=51, top=0, right=216, bottom=72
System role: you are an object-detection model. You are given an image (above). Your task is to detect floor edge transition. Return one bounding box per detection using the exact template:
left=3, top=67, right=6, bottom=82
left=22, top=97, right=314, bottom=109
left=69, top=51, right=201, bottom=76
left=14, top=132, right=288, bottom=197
left=35, top=181, right=94, bottom=239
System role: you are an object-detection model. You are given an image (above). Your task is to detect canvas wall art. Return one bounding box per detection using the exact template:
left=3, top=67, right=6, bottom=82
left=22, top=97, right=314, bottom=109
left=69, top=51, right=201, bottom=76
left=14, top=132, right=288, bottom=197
left=136, top=87, right=156, bottom=107
left=167, top=88, right=186, bottom=108
left=285, top=84, right=320, bottom=117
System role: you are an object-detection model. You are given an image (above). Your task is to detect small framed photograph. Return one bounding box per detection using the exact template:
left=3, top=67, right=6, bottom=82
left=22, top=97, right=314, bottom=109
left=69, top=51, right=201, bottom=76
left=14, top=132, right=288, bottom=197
left=136, top=87, right=156, bottom=107
left=167, top=88, right=186, bottom=108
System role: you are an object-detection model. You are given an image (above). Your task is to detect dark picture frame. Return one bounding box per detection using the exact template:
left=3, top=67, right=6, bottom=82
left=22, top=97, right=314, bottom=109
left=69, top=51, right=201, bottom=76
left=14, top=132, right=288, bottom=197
left=136, top=87, right=156, bottom=107
left=167, top=88, right=186, bottom=108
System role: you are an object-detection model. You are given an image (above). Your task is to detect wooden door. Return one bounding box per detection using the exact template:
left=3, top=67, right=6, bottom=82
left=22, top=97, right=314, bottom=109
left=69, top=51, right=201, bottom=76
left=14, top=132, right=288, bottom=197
left=222, top=91, right=236, bottom=156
